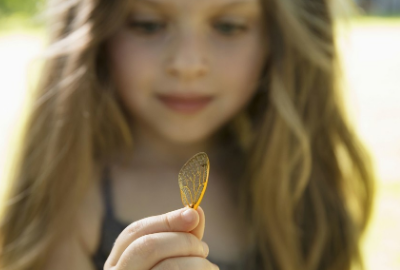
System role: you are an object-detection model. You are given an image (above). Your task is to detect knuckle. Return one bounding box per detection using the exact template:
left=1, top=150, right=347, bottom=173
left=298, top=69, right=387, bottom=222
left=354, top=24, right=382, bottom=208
left=135, top=234, right=157, bottom=260
left=153, top=259, right=181, bottom=270
left=126, top=219, right=145, bottom=236
left=161, top=214, right=173, bottom=231
left=183, top=233, right=199, bottom=253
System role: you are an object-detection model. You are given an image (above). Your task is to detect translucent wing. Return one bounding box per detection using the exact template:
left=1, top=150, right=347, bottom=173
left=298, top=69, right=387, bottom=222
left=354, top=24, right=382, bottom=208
left=178, top=152, right=210, bottom=210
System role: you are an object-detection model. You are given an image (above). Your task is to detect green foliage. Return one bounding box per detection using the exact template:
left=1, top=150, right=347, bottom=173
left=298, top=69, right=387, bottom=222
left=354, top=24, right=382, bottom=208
left=0, top=0, right=45, bottom=17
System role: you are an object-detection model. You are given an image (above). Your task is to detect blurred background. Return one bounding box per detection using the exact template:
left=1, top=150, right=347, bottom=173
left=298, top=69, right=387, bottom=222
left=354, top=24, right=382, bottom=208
left=0, top=1, right=399, bottom=269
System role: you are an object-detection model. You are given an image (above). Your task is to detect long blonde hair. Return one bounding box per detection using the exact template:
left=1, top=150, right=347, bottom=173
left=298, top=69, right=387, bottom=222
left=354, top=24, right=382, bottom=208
left=0, top=0, right=374, bottom=269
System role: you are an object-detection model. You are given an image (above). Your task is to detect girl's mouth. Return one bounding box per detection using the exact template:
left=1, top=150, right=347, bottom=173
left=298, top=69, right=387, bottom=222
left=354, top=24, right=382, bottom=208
left=157, top=95, right=213, bottom=114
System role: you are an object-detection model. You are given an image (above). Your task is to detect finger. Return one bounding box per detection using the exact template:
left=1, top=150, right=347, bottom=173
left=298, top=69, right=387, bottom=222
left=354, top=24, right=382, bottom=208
left=116, top=232, right=209, bottom=270
left=190, top=206, right=205, bottom=240
left=152, top=257, right=219, bottom=270
left=106, top=207, right=199, bottom=268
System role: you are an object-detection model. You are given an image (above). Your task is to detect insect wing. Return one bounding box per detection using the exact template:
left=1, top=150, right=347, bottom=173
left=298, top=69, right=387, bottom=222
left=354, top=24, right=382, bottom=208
left=178, top=152, right=210, bottom=209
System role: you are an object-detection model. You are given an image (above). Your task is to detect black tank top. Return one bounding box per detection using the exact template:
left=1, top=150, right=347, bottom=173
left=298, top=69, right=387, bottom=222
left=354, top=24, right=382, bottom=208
left=91, top=167, right=261, bottom=269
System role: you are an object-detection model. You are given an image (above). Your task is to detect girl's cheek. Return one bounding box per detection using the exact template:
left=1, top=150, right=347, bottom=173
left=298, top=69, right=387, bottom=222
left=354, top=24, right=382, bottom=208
left=108, top=31, right=161, bottom=82
left=213, top=36, right=266, bottom=83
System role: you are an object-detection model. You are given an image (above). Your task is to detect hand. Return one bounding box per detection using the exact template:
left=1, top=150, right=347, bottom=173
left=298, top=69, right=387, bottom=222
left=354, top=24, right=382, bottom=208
left=104, top=206, right=219, bottom=270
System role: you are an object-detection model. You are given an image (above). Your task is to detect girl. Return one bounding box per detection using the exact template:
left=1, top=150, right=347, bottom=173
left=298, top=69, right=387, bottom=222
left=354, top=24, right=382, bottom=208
left=0, top=0, right=375, bottom=269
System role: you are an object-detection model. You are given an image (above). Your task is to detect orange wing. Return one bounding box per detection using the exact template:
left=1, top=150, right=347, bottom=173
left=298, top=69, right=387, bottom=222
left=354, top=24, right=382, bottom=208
left=178, top=152, right=210, bottom=210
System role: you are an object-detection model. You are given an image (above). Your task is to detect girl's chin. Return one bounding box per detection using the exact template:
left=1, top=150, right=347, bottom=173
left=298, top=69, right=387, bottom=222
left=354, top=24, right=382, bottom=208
left=163, top=134, right=211, bottom=146
left=160, top=129, right=219, bottom=146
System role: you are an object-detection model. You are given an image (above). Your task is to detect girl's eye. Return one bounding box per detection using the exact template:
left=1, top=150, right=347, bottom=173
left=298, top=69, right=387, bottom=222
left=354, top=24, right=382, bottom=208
left=128, top=20, right=166, bottom=34
left=214, top=22, right=247, bottom=36
left=127, top=20, right=247, bottom=36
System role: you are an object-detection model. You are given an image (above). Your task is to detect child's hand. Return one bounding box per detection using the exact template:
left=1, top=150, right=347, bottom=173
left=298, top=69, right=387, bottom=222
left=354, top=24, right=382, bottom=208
left=104, top=206, right=218, bottom=270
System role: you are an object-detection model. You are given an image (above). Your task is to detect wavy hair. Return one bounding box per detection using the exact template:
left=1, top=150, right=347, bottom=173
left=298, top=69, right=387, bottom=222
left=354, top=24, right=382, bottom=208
left=0, top=0, right=374, bottom=269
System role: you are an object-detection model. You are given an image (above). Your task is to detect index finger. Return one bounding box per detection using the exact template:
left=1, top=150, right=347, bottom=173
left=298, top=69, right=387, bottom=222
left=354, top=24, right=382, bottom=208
left=105, top=207, right=200, bottom=268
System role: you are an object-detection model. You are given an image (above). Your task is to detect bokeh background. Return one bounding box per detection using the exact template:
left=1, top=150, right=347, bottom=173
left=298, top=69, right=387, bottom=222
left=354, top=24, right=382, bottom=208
left=0, top=1, right=399, bottom=269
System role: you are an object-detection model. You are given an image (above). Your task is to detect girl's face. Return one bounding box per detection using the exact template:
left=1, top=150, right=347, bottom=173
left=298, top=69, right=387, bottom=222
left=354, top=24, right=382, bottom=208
left=107, top=0, right=268, bottom=145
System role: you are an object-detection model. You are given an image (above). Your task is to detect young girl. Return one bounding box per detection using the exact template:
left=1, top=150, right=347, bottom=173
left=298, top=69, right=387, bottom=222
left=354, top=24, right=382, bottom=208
left=0, top=0, right=375, bottom=269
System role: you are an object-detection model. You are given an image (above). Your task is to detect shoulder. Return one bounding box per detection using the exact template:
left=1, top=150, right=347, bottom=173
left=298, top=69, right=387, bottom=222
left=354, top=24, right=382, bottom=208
left=43, top=166, right=105, bottom=269
left=43, top=231, right=96, bottom=270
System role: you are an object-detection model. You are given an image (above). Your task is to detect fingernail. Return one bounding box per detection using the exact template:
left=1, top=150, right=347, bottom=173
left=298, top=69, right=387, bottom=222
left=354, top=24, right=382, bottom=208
left=202, top=241, right=209, bottom=257
left=182, top=208, right=195, bottom=223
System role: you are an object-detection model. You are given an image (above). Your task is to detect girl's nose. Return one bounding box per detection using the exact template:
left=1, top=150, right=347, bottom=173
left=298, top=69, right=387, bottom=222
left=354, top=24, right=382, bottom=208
left=166, top=31, right=209, bottom=81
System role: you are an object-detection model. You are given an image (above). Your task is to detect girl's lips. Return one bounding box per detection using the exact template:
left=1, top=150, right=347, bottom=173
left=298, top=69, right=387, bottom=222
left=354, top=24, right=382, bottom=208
left=157, top=95, right=213, bottom=114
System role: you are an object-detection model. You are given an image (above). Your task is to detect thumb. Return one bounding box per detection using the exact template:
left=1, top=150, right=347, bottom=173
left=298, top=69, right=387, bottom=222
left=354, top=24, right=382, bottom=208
left=190, top=206, right=205, bottom=240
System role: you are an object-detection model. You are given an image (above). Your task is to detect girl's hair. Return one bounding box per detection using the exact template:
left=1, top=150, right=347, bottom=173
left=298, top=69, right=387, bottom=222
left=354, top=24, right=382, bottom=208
left=0, top=0, right=375, bottom=269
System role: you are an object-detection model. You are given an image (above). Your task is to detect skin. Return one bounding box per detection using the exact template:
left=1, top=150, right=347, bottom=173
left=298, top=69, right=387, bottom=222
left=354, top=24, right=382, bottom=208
left=104, top=0, right=268, bottom=268
left=107, top=0, right=268, bottom=166
left=104, top=207, right=215, bottom=270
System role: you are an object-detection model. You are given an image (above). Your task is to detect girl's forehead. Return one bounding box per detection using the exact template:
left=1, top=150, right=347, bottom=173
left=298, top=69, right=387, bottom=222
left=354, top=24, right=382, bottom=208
left=129, top=0, right=261, bottom=12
